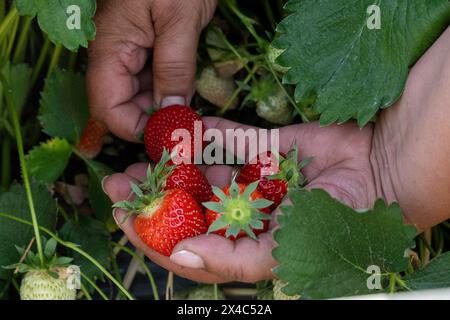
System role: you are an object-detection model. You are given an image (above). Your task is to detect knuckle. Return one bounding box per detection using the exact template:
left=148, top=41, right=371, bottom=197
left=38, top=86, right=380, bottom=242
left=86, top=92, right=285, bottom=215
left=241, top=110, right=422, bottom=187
left=153, top=0, right=204, bottom=32
left=154, top=61, right=195, bottom=85
left=221, top=264, right=246, bottom=282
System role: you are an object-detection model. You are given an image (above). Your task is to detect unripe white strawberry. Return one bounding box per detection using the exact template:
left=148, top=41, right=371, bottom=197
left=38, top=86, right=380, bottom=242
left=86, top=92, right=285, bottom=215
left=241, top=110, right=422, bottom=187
left=20, top=270, right=76, bottom=300
left=196, top=66, right=238, bottom=110
left=256, top=89, right=295, bottom=125
left=273, top=280, right=300, bottom=300
left=267, top=46, right=290, bottom=74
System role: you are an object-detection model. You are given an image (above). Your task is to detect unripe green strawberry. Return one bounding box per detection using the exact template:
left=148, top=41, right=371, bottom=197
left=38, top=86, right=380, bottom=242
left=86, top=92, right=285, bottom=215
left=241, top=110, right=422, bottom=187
left=273, top=280, right=300, bottom=300
left=256, top=89, right=294, bottom=125
left=267, top=46, right=290, bottom=74
left=196, top=66, right=238, bottom=110
left=20, top=270, right=76, bottom=300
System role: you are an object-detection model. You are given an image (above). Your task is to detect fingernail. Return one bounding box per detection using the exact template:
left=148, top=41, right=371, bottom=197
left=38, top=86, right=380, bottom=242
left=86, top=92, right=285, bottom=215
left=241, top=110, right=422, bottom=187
left=170, top=250, right=204, bottom=269
left=101, top=175, right=111, bottom=195
left=112, top=208, right=125, bottom=226
left=160, top=96, right=186, bottom=108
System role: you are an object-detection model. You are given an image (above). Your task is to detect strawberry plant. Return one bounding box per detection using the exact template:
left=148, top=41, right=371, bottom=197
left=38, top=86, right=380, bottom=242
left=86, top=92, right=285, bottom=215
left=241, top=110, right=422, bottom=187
left=1, top=0, right=450, bottom=302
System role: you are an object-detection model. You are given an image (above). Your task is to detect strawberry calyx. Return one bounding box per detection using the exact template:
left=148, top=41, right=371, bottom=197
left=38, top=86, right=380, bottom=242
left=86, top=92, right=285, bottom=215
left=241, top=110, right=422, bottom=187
left=3, top=237, right=75, bottom=279
left=203, top=181, right=273, bottom=240
left=266, top=145, right=313, bottom=188
left=113, top=149, right=176, bottom=217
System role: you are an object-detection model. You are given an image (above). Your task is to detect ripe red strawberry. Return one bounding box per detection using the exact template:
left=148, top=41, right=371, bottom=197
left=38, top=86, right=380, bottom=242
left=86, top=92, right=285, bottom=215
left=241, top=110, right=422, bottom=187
left=165, top=163, right=213, bottom=204
left=144, top=105, right=206, bottom=163
left=139, top=149, right=212, bottom=204
left=236, top=147, right=311, bottom=210
left=236, top=151, right=286, bottom=184
left=203, top=181, right=272, bottom=240
left=113, top=152, right=208, bottom=256
left=75, top=118, right=109, bottom=159
left=133, top=189, right=207, bottom=256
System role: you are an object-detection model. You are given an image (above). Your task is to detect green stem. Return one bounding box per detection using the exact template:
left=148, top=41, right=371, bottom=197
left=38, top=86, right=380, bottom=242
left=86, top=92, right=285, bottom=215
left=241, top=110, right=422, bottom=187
left=80, top=283, right=93, bottom=300
left=1, top=136, right=11, bottom=191
left=262, top=0, right=276, bottom=29
left=433, top=227, right=444, bottom=256
left=1, top=74, right=45, bottom=267
left=13, top=17, right=33, bottom=64
left=217, top=1, right=242, bottom=35
left=113, top=243, right=159, bottom=300
left=0, top=1, right=5, bottom=20
left=265, top=58, right=309, bottom=122
left=388, top=273, right=396, bottom=294
left=0, top=212, right=135, bottom=300
left=111, top=255, right=125, bottom=300
left=219, top=64, right=258, bottom=115
left=395, top=275, right=411, bottom=292
left=419, top=236, right=436, bottom=261
left=56, top=204, right=69, bottom=222
left=5, top=14, right=19, bottom=61
left=0, top=7, right=18, bottom=40
left=213, top=283, right=219, bottom=300
left=225, top=0, right=265, bottom=48
left=46, top=44, right=63, bottom=78
left=11, top=277, right=20, bottom=292
left=80, top=272, right=108, bottom=300
left=220, top=31, right=254, bottom=76
left=31, top=37, right=51, bottom=85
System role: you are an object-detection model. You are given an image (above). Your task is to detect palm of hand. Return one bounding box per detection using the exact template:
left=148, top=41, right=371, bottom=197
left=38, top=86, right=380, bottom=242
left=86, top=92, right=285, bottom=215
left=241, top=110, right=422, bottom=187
left=103, top=118, right=377, bottom=283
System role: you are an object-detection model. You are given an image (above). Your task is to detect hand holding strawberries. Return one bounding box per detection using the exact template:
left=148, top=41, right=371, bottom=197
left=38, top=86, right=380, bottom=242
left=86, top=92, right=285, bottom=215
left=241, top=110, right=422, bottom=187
left=103, top=116, right=381, bottom=283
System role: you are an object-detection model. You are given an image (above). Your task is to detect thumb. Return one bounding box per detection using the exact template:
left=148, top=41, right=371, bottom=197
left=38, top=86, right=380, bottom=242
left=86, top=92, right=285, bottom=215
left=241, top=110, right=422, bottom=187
left=151, top=0, right=216, bottom=108
left=169, top=233, right=277, bottom=283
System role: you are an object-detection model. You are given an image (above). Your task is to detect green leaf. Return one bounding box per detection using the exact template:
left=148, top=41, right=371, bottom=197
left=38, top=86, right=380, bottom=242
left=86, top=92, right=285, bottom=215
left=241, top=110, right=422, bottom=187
left=207, top=217, right=229, bottom=233
left=250, top=199, right=273, bottom=209
left=0, top=63, right=33, bottom=116
left=44, top=238, right=57, bottom=259
left=84, top=160, right=117, bottom=232
left=39, top=69, right=89, bottom=143
left=229, top=181, right=240, bottom=198
left=275, top=0, right=450, bottom=127
left=59, top=216, right=111, bottom=283
left=212, top=186, right=228, bottom=202
left=14, top=0, right=37, bottom=17
left=241, top=181, right=259, bottom=200
left=202, top=202, right=224, bottom=213
left=225, top=223, right=241, bottom=238
left=25, top=138, right=73, bottom=184
left=0, top=182, right=57, bottom=280
left=130, top=183, right=143, bottom=198
left=54, top=256, right=74, bottom=266
left=249, top=219, right=264, bottom=230
left=35, top=0, right=96, bottom=51
left=272, top=189, right=416, bottom=299
left=403, top=252, right=450, bottom=290
left=241, top=224, right=257, bottom=240
left=14, top=1, right=96, bottom=50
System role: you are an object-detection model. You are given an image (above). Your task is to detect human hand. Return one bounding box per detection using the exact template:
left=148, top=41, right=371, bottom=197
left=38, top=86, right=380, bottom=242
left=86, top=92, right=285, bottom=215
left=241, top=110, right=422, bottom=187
left=86, top=0, right=217, bottom=142
left=102, top=117, right=379, bottom=283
